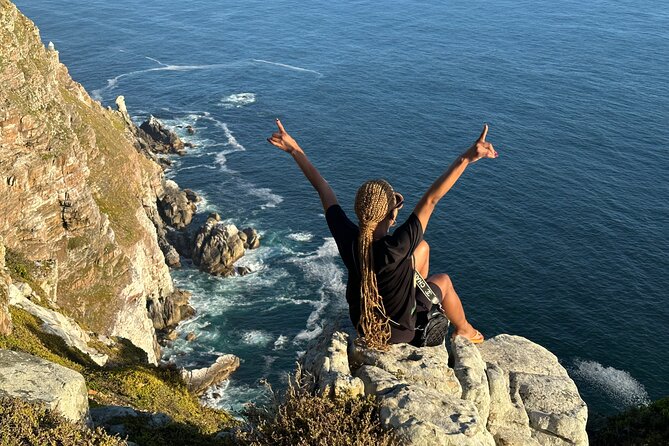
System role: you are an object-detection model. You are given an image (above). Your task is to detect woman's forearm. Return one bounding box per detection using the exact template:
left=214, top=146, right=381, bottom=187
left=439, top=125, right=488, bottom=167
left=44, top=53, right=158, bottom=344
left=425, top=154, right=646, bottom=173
left=291, top=151, right=338, bottom=211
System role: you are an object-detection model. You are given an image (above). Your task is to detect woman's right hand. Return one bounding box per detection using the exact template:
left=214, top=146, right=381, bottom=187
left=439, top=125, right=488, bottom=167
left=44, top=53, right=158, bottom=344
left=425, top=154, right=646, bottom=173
left=464, top=124, right=498, bottom=163
left=267, top=119, right=304, bottom=155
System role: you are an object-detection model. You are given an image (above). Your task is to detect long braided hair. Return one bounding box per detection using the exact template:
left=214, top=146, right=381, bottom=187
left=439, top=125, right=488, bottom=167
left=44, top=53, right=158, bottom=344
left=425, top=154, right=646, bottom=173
left=354, top=179, right=396, bottom=350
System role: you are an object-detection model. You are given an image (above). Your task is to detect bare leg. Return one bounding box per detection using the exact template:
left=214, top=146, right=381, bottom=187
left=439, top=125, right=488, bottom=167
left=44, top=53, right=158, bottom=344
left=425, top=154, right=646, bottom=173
left=414, top=240, right=430, bottom=278
left=427, top=273, right=479, bottom=339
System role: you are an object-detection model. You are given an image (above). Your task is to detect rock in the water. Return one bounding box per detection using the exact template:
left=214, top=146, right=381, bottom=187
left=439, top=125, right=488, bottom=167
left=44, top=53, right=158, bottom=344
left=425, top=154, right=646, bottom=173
left=158, top=180, right=196, bottom=230
left=180, top=354, right=240, bottom=396
left=192, top=214, right=246, bottom=276
left=147, top=288, right=194, bottom=331
left=186, top=331, right=197, bottom=342
left=241, top=227, right=261, bottom=250
left=139, top=115, right=186, bottom=155
left=9, top=285, right=108, bottom=366
left=0, top=349, right=89, bottom=423
left=186, top=125, right=195, bottom=135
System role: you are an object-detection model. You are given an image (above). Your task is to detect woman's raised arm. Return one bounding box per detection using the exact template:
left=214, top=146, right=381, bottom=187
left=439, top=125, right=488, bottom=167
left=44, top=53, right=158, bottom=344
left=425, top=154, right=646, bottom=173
left=414, top=124, right=498, bottom=232
left=267, top=119, right=338, bottom=211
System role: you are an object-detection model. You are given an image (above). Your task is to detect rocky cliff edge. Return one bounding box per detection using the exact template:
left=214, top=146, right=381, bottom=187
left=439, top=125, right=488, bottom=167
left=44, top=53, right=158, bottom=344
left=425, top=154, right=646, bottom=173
left=302, top=325, right=588, bottom=446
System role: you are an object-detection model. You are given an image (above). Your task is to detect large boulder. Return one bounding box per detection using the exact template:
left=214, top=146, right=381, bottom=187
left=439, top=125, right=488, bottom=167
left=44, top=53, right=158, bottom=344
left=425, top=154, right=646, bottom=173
left=180, top=354, right=240, bottom=396
left=0, top=349, right=89, bottom=423
left=191, top=214, right=246, bottom=276
left=146, top=288, right=195, bottom=331
left=157, top=180, right=197, bottom=230
left=139, top=115, right=186, bottom=155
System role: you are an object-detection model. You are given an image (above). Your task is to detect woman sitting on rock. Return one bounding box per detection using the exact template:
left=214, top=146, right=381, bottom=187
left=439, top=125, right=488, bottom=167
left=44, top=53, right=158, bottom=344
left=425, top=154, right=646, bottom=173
left=268, top=119, right=498, bottom=349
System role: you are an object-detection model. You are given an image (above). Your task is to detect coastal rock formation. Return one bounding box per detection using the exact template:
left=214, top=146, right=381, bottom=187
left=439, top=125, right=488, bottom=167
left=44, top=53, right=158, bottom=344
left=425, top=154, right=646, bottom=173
left=146, top=288, right=195, bottom=332
left=180, top=354, right=241, bottom=396
left=192, top=213, right=260, bottom=276
left=157, top=180, right=197, bottom=230
left=139, top=115, right=186, bottom=155
left=301, top=326, right=588, bottom=446
left=0, top=349, right=89, bottom=423
left=0, top=0, right=179, bottom=364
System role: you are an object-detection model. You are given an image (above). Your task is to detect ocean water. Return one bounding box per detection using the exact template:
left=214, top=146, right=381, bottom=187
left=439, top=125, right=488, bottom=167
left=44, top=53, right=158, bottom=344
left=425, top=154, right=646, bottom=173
left=15, top=0, right=668, bottom=419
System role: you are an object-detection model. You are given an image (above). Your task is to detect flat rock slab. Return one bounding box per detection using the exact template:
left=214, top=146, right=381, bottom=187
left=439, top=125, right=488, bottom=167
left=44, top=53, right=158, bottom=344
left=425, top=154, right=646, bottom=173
left=0, top=349, right=89, bottom=423
left=379, top=385, right=495, bottom=446
left=351, top=342, right=462, bottom=397
left=478, top=334, right=567, bottom=378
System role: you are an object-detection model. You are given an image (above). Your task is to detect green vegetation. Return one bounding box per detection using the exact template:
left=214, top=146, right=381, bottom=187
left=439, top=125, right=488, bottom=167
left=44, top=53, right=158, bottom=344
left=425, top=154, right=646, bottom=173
left=0, top=397, right=125, bottom=446
left=0, top=307, right=90, bottom=372
left=589, top=397, right=669, bottom=446
left=236, top=371, right=398, bottom=446
left=0, top=307, right=234, bottom=445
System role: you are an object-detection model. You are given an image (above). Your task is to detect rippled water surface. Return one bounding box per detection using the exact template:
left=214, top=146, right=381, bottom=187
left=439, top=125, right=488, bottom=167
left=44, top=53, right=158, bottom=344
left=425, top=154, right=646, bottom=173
left=15, top=0, right=669, bottom=417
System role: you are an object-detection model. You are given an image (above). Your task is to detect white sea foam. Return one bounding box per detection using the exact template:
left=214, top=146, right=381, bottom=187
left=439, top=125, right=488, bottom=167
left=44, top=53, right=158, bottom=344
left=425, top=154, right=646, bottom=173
left=288, top=238, right=346, bottom=344
left=221, top=92, right=256, bottom=108
left=252, top=59, right=323, bottom=77
left=273, top=335, right=288, bottom=350
left=201, top=379, right=269, bottom=413
left=287, top=232, right=314, bottom=242
left=242, top=330, right=272, bottom=346
left=572, top=359, right=650, bottom=408
left=248, top=186, right=284, bottom=209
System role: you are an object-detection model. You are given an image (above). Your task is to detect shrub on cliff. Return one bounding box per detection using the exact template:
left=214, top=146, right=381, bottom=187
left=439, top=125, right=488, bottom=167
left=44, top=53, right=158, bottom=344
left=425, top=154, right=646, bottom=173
left=0, top=397, right=125, bottom=446
left=590, top=397, right=669, bottom=446
left=235, top=372, right=397, bottom=446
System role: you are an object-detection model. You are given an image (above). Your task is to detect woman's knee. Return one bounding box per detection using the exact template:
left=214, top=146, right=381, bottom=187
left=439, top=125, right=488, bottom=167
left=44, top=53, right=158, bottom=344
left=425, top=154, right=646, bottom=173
left=428, top=273, right=452, bottom=293
left=415, top=240, right=430, bottom=259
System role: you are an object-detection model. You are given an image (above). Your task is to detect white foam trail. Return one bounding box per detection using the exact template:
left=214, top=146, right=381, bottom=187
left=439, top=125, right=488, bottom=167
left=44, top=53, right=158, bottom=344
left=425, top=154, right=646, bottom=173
left=177, top=164, right=217, bottom=172
left=287, top=232, right=314, bottom=242
left=91, top=63, right=231, bottom=101
left=247, top=186, right=284, bottom=209
left=572, top=359, right=650, bottom=408
left=252, top=59, right=322, bottom=77
left=220, top=92, right=256, bottom=108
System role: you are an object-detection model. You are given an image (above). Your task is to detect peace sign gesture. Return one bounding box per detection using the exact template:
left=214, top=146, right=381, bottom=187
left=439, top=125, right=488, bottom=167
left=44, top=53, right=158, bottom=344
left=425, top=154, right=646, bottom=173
left=267, top=119, right=304, bottom=155
left=465, top=124, right=498, bottom=163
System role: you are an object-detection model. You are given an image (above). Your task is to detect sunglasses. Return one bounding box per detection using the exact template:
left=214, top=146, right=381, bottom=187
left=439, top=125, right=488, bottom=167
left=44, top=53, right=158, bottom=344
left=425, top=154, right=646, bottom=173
left=391, top=192, right=404, bottom=211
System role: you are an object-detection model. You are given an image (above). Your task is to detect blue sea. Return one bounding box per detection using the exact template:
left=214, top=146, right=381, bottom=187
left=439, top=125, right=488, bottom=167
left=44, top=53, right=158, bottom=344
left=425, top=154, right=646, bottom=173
left=16, top=0, right=668, bottom=420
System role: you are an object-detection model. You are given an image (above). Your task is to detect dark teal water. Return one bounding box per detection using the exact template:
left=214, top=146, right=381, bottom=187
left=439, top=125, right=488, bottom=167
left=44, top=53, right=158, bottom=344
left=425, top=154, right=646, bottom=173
left=16, top=0, right=669, bottom=418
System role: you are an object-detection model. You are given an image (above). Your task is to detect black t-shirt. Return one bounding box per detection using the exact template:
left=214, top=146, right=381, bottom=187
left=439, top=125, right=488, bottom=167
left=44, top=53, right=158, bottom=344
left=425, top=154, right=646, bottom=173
left=325, top=204, right=424, bottom=343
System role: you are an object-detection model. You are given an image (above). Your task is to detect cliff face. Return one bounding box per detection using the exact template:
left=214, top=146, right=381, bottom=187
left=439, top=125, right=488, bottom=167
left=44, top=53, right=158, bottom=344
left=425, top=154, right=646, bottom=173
left=0, top=0, right=173, bottom=363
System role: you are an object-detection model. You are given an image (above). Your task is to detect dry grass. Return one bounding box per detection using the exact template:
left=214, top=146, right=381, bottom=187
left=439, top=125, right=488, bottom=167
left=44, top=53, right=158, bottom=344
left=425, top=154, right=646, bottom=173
left=235, top=369, right=398, bottom=446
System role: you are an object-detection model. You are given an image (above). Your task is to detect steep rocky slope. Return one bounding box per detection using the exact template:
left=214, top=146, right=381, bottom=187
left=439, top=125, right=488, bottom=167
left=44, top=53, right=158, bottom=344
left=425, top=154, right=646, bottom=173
left=0, top=0, right=175, bottom=363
